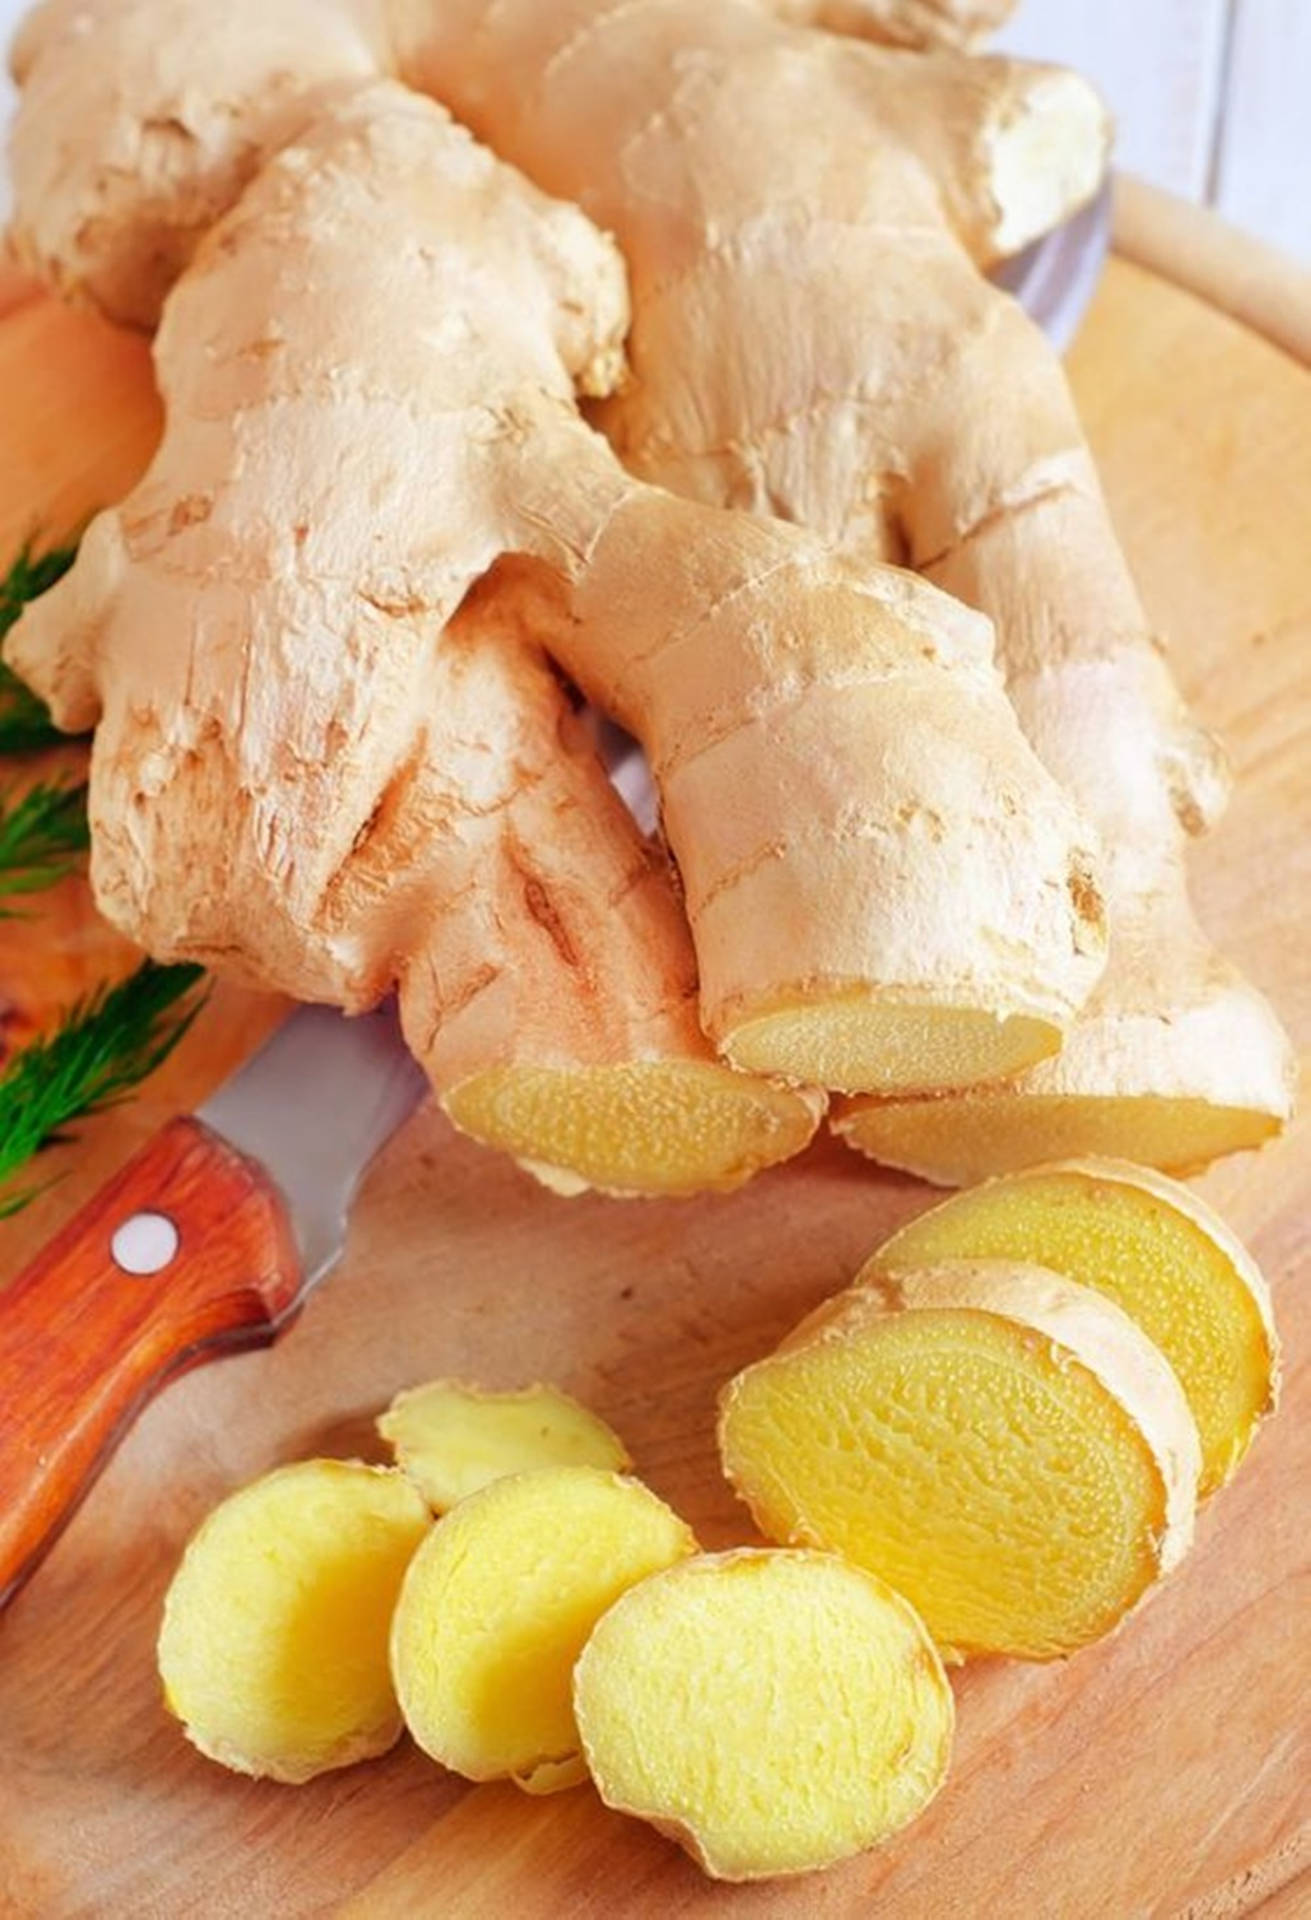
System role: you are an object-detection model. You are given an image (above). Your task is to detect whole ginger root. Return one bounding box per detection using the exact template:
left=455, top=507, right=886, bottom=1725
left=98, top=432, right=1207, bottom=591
left=8, top=0, right=1291, bottom=1182
left=7, top=55, right=1110, bottom=1196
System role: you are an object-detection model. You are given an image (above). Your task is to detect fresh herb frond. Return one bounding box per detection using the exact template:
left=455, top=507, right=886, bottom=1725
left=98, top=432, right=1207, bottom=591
left=0, top=538, right=81, bottom=754
left=0, top=778, right=90, bottom=907
left=0, top=960, right=207, bottom=1206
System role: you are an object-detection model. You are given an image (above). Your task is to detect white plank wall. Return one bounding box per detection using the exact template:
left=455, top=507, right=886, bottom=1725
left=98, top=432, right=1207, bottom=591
left=0, top=1, right=1306, bottom=259
left=1213, top=0, right=1311, bottom=261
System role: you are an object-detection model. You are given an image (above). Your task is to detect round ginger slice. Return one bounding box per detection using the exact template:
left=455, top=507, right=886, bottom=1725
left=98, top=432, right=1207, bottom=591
left=377, top=1379, right=631, bottom=1512
left=873, top=1159, right=1278, bottom=1496
left=157, top=1460, right=430, bottom=1783
left=444, top=1061, right=822, bottom=1198
left=573, top=1548, right=954, bottom=1882
left=719, top=1262, right=1201, bottom=1661
left=390, top=1466, right=696, bottom=1793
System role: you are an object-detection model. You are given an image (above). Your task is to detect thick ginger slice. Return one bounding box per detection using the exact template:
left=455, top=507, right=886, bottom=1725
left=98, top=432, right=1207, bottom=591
left=156, top=1461, right=430, bottom=1783
left=873, top=1159, right=1279, bottom=1496
left=719, top=1261, right=1201, bottom=1660
left=573, top=1548, right=954, bottom=1881
left=378, top=1380, right=631, bottom=1511
left=7, top=75, right=1107, bottom=1123
left=390, top=1465, right=695, bottom=1793
left=12, top=0, right=1289, bottom=1171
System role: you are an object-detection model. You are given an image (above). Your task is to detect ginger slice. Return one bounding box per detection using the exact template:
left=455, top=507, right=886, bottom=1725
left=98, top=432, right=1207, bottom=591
left=573, top=1548, right=953, bottom=1882
left=444, top=1061, right=823, bottom=1198
left=719, top=1262, right=1201, bottom=1660
left=157, top=1461, right=430, bottom=1783
left=390, top=1466, right=695, bottom=1793
left=377, top=1380, right=631, bottom=1512
left=835, top=1086, right=1285, bottom=1189
left=873, top=1159, right=1278, bottom=1496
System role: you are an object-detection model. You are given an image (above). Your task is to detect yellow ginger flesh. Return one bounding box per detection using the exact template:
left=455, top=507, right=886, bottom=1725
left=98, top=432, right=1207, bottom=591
left=445, top=1062, right=821, bottom=1198
left=573, top=1548, right=954, bottom=1881
left=377, top=1380, right=631, bottom=1511
left=157, top=1461, right=430, bottom=1783
left=390, top=1466, right=695, bottom=1792
left=719, top=1262, right=1201, bottom=1660
left=874, top=1160, right=1278, bottom=1496
left=724, top=998, right=1059, bottom=1097
left=835, top=1092, right=1284, bottom=1188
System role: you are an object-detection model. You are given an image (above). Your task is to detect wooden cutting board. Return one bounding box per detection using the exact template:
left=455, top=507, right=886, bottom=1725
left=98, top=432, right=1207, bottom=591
left=1, top=180, right=1308, bottom=1919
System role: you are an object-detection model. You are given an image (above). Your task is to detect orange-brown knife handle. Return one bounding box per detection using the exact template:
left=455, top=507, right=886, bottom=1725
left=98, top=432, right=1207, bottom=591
left=0, top=1116, right=301, bottom=1606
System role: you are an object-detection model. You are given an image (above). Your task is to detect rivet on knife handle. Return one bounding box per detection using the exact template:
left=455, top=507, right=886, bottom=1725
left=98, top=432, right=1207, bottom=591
left=0, top=1115, right=301, bottom=1607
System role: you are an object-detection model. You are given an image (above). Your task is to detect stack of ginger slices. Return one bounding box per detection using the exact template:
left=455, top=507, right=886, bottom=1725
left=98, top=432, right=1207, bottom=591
left=156, top=1156, right=1276, bottom=1883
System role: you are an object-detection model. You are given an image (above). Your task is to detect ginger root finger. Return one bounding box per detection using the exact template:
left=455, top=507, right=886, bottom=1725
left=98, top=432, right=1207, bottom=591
left=156, top=1461, right=430, bottom=1783
left=836, top=340, right=1294, bottom=1178
left=8, top=0, right=387, bottom=328
left=872, top=1159, right=1278, bottom=1496
left=573, top=1548, right=954, bottom=1882
left=851, top=50, right=1110, bottom=264
left=390, top=1466, right=695, bottom=1793
left=378, top=1381, right=631, bottom=1512
left=719, top=1260, right=1201, bottom=1660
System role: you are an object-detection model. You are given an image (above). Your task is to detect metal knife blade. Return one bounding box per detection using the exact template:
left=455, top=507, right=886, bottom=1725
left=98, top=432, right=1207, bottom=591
left=199, top=1001, right=429, bottom=1307
left=998, top=178, right=1113, bottom=353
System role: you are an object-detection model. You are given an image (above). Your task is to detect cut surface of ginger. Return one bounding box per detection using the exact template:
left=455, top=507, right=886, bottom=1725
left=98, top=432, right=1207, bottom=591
left=444, top=1061, right=821, bottom=1197
left=157, top=1461, right=430, bottom=1783
left=573, top=1548, right=953, bottom=1882
left=835, top=1091, right=1282, bottom=1186
left=390, top=1466, right=695, bottom=1792
left=874, top=1160, right=1278, bottom=1495
left=719, top=1262, right=1201, bottom=1660
left=378, top=1380, right=631, bottom=1512
left=723, top=996, right=1060, bottom=1096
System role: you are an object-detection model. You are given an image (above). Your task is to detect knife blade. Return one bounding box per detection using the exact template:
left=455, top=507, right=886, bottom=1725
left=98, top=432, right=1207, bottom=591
left=997, top=178, right=1113, bottom=355
left=0, top=1001, right=427, bottom=1606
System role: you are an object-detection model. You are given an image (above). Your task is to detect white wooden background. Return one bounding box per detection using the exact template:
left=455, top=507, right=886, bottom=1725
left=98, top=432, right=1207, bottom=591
left=0, top=0, right=1307, bottom=261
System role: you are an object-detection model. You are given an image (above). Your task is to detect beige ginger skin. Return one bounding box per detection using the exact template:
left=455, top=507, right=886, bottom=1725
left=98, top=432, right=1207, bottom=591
left=7, top=0, right=1292, bottom=1177
left=9, top=0, right=1293, bottom=1182
left=7, top=77, right=1104, bottom=1189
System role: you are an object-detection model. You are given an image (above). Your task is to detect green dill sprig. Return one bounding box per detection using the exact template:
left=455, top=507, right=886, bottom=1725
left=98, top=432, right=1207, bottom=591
left=0, top=960, right=207, bottom=1216
left=0, top=539, right=80, bottom=754
left=0, top=778, right=90, bottom=909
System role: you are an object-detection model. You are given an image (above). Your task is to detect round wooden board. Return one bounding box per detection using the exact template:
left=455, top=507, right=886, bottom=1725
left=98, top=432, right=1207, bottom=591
left=0, top=193, right=1307, bottom=1918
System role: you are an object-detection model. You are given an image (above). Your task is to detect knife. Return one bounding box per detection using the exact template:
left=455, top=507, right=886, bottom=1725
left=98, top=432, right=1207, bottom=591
left=0, top=1002, right=427, bottom=1606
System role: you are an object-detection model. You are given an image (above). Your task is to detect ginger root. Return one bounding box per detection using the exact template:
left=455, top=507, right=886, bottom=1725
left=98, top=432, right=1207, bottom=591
left=156, top=1460, right=430, bottom=1783
left=573, top=1548, right=954, bottom=1881
left=5, top=64, right=1108, bottom=1184
left=378, top=1380, right=631, bottom=1512
left=389, top=1465, right=695, bottom=1793
left=13, top=0, right=1289, bottom=1177
left=873, top=1159, right=1279, bottom=1496
left=719, top=1261, right=1201, bottom=1660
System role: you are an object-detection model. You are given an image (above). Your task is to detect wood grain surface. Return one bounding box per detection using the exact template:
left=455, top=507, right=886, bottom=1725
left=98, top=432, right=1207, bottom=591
left=0, top=229, right=1307, bottom=1916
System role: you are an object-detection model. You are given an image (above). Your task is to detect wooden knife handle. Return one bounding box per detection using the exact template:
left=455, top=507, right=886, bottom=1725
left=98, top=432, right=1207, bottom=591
left=0, top=1116, right=301, bottom=1605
